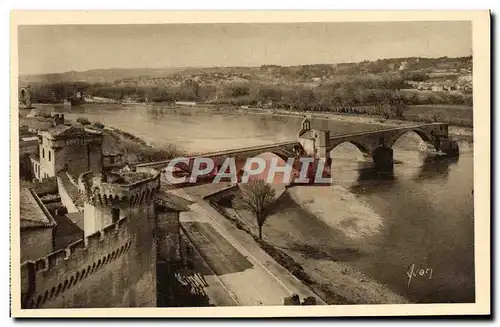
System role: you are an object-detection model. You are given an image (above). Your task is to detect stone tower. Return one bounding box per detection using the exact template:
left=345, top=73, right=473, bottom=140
left=19, top=86, right=32, bottom=109
left=77, top=167, right=161, bottom=307
left=297, top=117, right=331, bottom=159
left=37, top=125, right=103, bottom=180
left=20, top=167, right=162, bottom=309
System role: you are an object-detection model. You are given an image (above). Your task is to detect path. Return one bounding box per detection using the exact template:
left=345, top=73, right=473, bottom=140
left=174, top=184, right=325, bottom=306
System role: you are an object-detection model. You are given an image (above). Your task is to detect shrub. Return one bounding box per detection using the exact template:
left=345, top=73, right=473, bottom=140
left=76, top=117, right=91, bottom=125
left=92, top=121, right=105, bottom=129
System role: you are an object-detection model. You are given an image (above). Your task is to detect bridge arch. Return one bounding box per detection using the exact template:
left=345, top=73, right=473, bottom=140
left=389, top=128, right=436, bottom=150
left=328, top=141, right=371, bottom=157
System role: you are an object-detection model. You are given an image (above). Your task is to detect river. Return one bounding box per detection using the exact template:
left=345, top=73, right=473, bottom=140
left=47, top=103, right=475, bottom=304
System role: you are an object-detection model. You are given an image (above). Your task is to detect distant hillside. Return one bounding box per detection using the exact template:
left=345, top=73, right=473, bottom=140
left=20, top=56, right=473, bottom=113
left=19, top=67, right=192, bottom=85
left=20, top=56, right=472, bottom=86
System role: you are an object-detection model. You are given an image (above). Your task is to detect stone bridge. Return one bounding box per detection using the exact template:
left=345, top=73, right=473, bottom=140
left=295, top=118, right=459, bottom=173
left=136, top=118, right=459, bottom=174
left=135, top=141, right=302, bottom=171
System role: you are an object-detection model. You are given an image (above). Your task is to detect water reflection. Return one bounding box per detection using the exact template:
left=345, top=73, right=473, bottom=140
left=415, top=155, right=459, bottom=181
left=357, top=164, right=396, bottom=182
left=336, top=152, right=459, bottom=185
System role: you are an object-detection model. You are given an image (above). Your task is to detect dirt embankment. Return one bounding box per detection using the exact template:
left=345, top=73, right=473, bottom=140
left=102, top=127, right=186, bottom=163
left=209, top=185, right=410, bottom=305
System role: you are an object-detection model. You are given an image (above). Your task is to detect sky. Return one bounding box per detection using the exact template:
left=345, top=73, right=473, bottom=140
left=18, top=21, right=472, bottom=75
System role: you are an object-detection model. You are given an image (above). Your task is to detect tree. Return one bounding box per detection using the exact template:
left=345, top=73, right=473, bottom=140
left=179, top=79, right=201, bottom=100
left=240, top=180, right=276, bottom=240
left=390, top=98, right=408, bottom=118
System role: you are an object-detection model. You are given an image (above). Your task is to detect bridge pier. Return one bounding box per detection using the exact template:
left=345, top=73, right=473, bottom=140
left=437, top=139, right=460, bottom=157
left=372, top=146, right=394, bottom=175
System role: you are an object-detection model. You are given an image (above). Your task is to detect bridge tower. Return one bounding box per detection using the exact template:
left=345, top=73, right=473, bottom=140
left=19, top=86, right=32, bottom=109
left=297, top=117, right=332, bottom=161
left=296, top=118, right=333, bottom=181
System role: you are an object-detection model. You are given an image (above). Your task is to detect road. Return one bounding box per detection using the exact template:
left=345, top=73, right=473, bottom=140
left=176, top=184, right=325, bottom=306
left=183, top=221, right=254, bottom=275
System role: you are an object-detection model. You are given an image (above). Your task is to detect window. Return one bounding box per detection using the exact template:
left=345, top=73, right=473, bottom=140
left=48, top=151, right=51, bottom=162
left=42, top=148, right=45, bottom=158
left=111, top=208, right=120, bottom=223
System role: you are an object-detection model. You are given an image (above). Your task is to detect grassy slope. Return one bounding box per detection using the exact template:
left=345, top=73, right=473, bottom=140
left=405, top=105, right=473, bottom=127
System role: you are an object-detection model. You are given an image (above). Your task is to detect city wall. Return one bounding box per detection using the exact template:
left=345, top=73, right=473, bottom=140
left=20, top=214, right=155, bottom=308
left=155, top=208, right=181, bottom=263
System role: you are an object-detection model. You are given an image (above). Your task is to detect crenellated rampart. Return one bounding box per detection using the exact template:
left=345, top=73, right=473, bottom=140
left=78, top=169, right=160, bottom=207
left=20, top=216, right=132, bottom=309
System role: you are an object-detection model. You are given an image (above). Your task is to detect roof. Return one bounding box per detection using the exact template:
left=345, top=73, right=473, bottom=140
left=52, top=214, right=84, bottom=251
left=20, top=188, right=56, bottom=229
left=45, top=125, right=102, bottom=139
left=298, top=130, right=314, bottom=140
left=57, top=172, right=85, bottom=207
left=21, top=136, right=38, bottom=142
left=46, top=124, right=72, bottom=136
left=64, top=212, right=85, bottom=232
left=22, top=118, right=53, bottom=132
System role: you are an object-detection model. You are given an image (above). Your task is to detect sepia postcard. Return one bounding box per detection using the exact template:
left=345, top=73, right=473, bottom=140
left=10, top=10, right=491, bottom=318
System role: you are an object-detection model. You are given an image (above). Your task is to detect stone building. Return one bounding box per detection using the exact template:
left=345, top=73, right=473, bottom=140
left=33, top=116, right=103, bottom=180
left=20, top=136, right=39, bottom=155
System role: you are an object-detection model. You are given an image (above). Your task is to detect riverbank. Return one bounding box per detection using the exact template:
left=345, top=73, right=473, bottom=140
left=208, top=185, right=410, bottom=305
left=102, top=126, right=186, bottom=163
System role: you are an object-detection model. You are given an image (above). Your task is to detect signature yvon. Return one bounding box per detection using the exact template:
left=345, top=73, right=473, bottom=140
left=407, top=264, right=433, bottom=287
